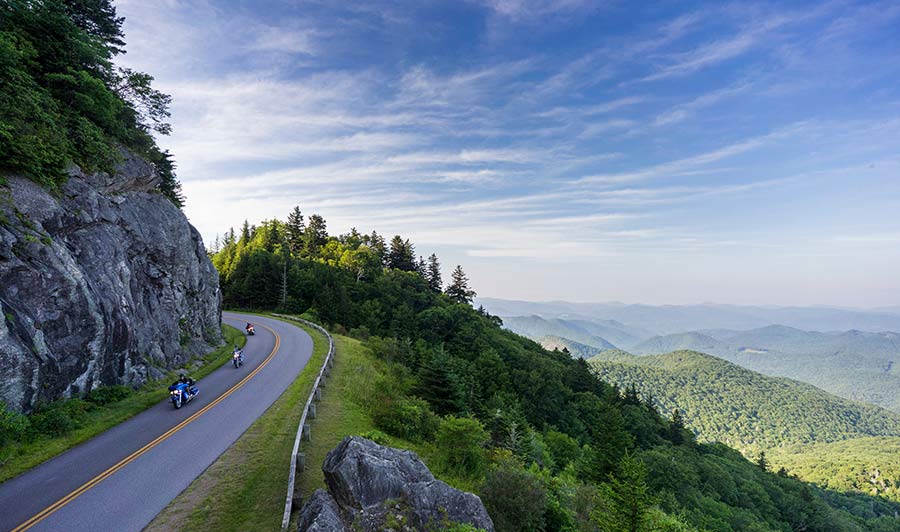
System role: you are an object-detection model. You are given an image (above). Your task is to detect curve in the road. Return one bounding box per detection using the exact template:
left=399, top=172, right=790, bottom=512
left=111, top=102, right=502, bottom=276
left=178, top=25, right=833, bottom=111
left=0, top=313, right=313, bottom=532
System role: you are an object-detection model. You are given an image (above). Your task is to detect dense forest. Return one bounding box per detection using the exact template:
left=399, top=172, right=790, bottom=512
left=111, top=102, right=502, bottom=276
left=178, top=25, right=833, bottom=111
left=771, top=437, right=900, bottom=504
left=0, top=0, right=182, bottom=204
left=589, top=350, right=900, bottom=450
left=210, top=209, right=900, bottom=531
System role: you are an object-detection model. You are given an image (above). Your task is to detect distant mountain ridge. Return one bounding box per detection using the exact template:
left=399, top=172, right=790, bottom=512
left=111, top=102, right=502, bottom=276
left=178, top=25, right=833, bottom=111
left=479, top=297, right=900, bottom=334
left=589, top=350, right=900, bottom=451
left=487, top=300, right=900, bottom=413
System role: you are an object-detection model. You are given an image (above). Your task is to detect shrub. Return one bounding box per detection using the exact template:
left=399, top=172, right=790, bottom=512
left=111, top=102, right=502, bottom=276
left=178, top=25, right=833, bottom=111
left=0, top=403, right=31, bottom=445
left=545, top=430, right=581, bottom=473
left=481, top=461, right=548, bottom=532
left=30, top=398, right=92, bottom=437
left=86, top=385, right=132, bottom=406
left=359, top=429, right=391, bottom=445
left=373, top=397, right=440, bottom=443
left=435, top=416, right=489, bottom=477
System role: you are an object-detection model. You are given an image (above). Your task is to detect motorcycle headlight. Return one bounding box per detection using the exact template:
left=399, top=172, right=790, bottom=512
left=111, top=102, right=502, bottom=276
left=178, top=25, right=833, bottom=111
left=171, top=390, right=178, bottom=395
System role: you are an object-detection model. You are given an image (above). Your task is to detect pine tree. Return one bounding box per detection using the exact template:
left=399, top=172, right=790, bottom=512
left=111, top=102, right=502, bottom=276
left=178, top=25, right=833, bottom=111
left=239, top=220, right=251, bottom=244
left=425, top=253, right=442, bottom=291
left=387, top=235, right=416, bottom=271
left=600, top=452, right=653, bottom=532
left=445, top=265, right=476, bottom=304
left=302, top=214, right=328, bottom=256
left=669, top=408, right=686, bottom=445
left=367, top=231, right=386, bottom=265
left=285, top=206, right=305, bottom=254
left=757, top=451, right=769, bottom=472
left=416, top=255, right=427, bottom=276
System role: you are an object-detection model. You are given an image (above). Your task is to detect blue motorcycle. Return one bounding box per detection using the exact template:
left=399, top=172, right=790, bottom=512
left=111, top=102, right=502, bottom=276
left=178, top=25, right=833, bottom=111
left=168, top=381, right=199, bottom=409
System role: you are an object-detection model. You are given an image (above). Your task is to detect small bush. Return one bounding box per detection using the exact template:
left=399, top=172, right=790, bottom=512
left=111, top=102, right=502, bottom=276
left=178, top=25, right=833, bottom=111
left=31, top=408, right=75, bottom=437
left=481, top=461, right=548, bottom=532
left=86, top=385, right=132, bottom=406
left=359, top=429, right=391, bottom=445
left=349, top=325, right=371, bottom=341
left=0, top=403, right=31, bottom=445
left=30, top=398, right=92, bottom=437
left=373, top=397, right=440, bottom=443
left=435, top=415, right=489, bottom=477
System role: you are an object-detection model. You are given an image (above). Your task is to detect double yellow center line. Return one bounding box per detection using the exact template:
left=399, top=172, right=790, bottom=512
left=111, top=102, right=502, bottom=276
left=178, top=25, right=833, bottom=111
left=12, top=323, right=281, bottom=532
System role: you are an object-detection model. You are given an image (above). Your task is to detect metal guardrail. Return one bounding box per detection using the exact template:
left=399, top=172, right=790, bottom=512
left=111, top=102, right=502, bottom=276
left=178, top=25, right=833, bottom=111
left=273, top=314, right=335, bottom=532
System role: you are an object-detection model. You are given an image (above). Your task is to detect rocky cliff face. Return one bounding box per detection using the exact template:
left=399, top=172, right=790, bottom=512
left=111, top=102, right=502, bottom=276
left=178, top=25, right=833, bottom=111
left=298, top=437, right=495, bottom=531
left=0, top=151, right=221, bottom=412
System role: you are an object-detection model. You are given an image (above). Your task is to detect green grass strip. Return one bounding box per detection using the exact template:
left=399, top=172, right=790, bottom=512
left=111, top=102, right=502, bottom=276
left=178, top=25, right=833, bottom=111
left=145, top=316, right=329, bottom=531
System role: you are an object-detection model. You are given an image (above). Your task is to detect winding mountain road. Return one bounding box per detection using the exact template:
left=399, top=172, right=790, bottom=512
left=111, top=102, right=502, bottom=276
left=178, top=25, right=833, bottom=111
left=0, top=313, right=312, bottom=532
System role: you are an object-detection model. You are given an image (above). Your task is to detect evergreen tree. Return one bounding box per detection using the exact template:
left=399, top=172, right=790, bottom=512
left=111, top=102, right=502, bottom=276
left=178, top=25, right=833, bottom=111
left=367, top=231, right=386, bottom=265
left=416, top=255, right=427, bottom=276
left=669, top=409, right=686, bottom=445
left=302, top=214, right=328, bottom=256
left=239, top=220, right=251, bottom=244
left=757, top=451, right=769, bottom=472
left=387, top=235, right=416, bottom=271
left=445, top=265, right=476, bottom=304
left=425, top=253, right=442, bottom=291
left=285, top=206, right=305, bottom=254
left=599, top=452, right=653, bottom=532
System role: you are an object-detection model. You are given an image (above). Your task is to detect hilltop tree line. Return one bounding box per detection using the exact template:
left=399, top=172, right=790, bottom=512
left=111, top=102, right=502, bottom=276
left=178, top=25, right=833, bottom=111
left=210, top=206, right=477, bottom=315
left=209, top=208, right=900, bottom=532
left=0, top=0, right=183, bottom=205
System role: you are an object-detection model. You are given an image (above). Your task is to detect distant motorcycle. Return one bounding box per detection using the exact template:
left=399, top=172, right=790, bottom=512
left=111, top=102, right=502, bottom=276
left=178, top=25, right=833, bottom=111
left=168, top=382, right=199, bottom=409
left=245, top=324, right=255, bottom=336
left=233, top=349, right=244, bottom=368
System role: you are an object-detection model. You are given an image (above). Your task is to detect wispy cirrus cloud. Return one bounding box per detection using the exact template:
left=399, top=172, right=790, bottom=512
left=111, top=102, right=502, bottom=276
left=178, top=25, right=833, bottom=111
left=116, top=0, right=900, bottom=305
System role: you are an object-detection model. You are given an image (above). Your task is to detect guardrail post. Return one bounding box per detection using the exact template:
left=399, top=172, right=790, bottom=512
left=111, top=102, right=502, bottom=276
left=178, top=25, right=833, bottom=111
left=320, top=375, right=326, bottom=387
left=302, top=423, right=311, bottom=441
left=309, top=403, right=316, bottom=419
left=315, top=387, right=322, bottom=401
left=298, top=452, right=306, bottom=471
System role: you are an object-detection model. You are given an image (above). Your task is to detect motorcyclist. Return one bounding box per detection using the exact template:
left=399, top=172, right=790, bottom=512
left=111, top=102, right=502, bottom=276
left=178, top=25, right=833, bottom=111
left=172, top=373, right=195, bottom=388
left=233, top=345, right=244, bottom=363
left=245, top=322, right=254, bottom=333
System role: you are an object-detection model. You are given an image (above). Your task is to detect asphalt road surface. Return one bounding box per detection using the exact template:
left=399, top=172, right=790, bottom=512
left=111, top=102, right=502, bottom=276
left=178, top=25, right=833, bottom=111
left=0, top=313, right=312, bottom=532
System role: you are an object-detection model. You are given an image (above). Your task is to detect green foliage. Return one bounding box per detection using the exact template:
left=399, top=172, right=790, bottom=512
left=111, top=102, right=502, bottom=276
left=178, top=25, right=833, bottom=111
left=85, top=385, right=132, bottom=406
left=435, top=416, right=489, bottom=477
left=210, top=215, right=900, bottom=531
left=590, top=350, right=900, bottom=451
left=0, top=402, right=31, bottom=445
left=481, top=460, right=548, bottom=532
left=0, top=0, right=182, bottom=203
left=373, top=397, right=440, bottom=443
left=595, top=453, right=654, bottom=532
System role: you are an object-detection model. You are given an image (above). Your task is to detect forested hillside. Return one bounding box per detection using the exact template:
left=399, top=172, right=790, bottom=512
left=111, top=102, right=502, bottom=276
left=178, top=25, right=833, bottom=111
left=0, top=0, right=181, bottom=203
left=589, top=350, right=900, bottom=450
left=631, top=327, right=900, bottom=412
left=209, top=209, right=900, bottom=531
left=771, top=437, right=900, bottom=504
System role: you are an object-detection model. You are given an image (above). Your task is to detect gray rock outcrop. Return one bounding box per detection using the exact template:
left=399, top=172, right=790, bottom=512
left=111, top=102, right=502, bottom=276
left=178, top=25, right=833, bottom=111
left=297, top=436, right=494, bottom=531
left=0, top=151, right=221, bottom=412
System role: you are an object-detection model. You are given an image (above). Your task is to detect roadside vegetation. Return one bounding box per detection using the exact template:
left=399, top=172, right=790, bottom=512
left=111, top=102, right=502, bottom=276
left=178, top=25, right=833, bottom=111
left=0, top=0, right=182, bottom=203
left=208, top=209, right=900, bottom=532
left=146, top=316, right=328, bottom=532
left=0, top=324, right=244, bottom=482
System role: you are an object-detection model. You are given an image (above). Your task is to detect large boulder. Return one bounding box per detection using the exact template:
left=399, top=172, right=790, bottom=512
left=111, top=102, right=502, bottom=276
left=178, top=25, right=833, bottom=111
left=298, top=436, right=494, bottom=531
left=0, top=151, right=221, bottom=412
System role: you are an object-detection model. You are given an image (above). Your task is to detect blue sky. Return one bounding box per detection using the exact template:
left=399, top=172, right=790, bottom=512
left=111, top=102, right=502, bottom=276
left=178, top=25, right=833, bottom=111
left=116, top=0, right=900, bottom=307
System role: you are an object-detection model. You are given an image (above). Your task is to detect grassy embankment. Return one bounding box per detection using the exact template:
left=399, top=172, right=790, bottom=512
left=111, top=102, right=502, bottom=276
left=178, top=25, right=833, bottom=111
left=0, top=325, right=245, bottom=482
left=148, top=315, right=460, bottom=532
